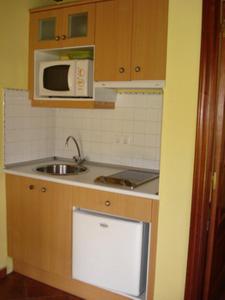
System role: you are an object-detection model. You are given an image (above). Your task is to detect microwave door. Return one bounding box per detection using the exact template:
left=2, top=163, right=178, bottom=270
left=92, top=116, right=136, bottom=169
left=39, top=61, right=75, bottom=97
left=38, top=59, right=92, bottom=98
left=45, top=65, right=69, bottom=92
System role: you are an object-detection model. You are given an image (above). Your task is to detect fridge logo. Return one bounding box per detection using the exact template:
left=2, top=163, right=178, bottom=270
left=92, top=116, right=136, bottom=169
left=99, top=223, right=109, bottom=228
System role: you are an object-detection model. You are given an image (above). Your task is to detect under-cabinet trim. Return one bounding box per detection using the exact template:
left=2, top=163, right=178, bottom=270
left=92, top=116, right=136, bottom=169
left=31, top=99, right=115, bottom=109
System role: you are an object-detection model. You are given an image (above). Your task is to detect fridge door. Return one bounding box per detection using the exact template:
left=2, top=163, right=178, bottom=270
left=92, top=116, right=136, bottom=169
left=72, top=209, right=149, bottom=297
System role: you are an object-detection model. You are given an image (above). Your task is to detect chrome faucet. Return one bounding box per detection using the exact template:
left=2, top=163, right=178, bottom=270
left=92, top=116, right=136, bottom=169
left=65, top=135, right=84, bottom=165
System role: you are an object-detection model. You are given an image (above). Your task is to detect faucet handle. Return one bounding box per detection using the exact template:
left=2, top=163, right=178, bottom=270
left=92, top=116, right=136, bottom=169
left=73, top=156, right=86, bottom=165
left=73, top=155, right=79, bottom=163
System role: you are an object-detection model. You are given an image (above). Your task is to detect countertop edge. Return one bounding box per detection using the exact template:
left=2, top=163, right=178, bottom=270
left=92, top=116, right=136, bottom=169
left=4, top=169, right=160, bottom=201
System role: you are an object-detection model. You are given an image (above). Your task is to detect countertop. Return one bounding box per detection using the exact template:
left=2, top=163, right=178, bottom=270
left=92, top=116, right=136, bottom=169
left=4, top=157, right=159, bottom=200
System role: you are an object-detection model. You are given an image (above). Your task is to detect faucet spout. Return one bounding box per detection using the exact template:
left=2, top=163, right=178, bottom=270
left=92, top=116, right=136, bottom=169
left=65, top=135, right=82, bottom=164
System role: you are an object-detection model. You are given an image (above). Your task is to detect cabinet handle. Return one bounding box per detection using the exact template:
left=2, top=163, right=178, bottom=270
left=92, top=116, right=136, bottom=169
left=135, top=66, right=141, bottom=72
left=119, top=67, right=125, bottom=73
left=61, top=35, right=66, bottom=40
left=105, top=200, right=111, bottom=207
left=28, top=184, right=34, bottom=190
left=41, top=187, right=47, bottom=193
left=55, top=35, right=60, bottom=41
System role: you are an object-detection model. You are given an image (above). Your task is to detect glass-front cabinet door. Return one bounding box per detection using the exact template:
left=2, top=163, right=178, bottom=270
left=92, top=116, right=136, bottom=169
left=30, top=3, right=95, bottom=49
left=62, top=3, right=95, bottom=47
left=30, top=9, right=62, bottom=49
left=39, top=17, right=56, bottom=41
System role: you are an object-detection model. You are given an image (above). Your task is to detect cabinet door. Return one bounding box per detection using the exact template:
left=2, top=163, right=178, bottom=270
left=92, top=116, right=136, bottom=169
left=38, top=180, right=72, bottom=277
left=61, top=3, right=95, bottom=47
left=6, top=175, right=41, bottom=266
left=6, top=175, right=72, bottom=277
left=131, top=0, right=168, bottom=80
left=95, top=0, right=132, bottom=81
left=30, top=9, right=63, bottom=49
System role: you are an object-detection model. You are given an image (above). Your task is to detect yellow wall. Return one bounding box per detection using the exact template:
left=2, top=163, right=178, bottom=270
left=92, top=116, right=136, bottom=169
left=0, top=0, right=202, bottom=299
left=0, top=0, right=54, bottom=269
left=154, top=0, right=202, bottom=299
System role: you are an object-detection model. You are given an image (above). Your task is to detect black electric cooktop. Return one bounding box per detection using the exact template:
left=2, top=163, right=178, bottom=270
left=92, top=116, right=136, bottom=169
left=95, top=169, right=159, bottom=190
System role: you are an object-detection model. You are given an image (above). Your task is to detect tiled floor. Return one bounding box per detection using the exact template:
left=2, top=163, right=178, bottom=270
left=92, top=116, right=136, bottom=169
left=0, top=272, right=84, bottom=300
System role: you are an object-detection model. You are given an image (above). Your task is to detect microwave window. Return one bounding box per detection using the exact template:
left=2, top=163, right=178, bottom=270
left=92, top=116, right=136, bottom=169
left=43, top=65, right=70, bottom=91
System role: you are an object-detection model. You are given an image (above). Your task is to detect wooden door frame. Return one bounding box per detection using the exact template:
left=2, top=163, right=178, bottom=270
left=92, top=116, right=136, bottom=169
left=184, top=0, right=221, bottom=299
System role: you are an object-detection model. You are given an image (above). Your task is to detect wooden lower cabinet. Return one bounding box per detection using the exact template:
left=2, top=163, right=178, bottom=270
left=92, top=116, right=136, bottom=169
left=6, top=174, right=159, bottom=300
left=72, top=186, right=153, bottom=222
left=6, top=174, right=72, bottom=277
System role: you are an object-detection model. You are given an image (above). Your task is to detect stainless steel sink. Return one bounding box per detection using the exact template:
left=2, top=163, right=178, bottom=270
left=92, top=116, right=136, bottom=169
left=35, top=164, right=87, bottom=175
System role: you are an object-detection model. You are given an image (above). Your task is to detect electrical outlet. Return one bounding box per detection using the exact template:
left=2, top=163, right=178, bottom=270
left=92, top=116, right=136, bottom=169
left=115, top=135, right=132, bottom=144
left=123, top=135, right=132, bottom=144
left=123, top=136, right=128, bottom=144
left=115, top=135, right=121, bottom=144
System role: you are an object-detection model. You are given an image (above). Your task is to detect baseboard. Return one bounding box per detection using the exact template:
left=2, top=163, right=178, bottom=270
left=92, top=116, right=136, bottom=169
left=14, top=260, right=129, bottom=300
left=0, top=268, right=7, bottom=280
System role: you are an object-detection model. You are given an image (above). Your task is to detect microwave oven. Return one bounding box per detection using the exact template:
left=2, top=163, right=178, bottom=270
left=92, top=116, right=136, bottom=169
left=38, top=59, right=93, bottom=98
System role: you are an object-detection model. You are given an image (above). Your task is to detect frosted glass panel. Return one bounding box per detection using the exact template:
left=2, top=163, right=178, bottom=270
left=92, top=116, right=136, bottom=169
left=39, top=18, right=56, bottom=41
left=68, top=13, right=88, bottom=38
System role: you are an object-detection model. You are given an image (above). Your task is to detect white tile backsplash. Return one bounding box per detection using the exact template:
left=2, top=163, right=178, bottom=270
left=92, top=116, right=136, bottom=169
left=4, top=90, right=163, bottom=170
left=4, top=89, right=55, bottom=164
left=54, top=93, right=163, bottom=170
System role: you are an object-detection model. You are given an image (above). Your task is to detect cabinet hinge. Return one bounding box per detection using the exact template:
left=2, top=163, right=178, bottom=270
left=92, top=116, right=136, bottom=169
left=212, top=171, right=217, bottom=191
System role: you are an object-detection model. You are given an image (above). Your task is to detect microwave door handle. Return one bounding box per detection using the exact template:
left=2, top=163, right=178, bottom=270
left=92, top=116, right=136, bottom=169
left=69, top=61, right=76, bottom=95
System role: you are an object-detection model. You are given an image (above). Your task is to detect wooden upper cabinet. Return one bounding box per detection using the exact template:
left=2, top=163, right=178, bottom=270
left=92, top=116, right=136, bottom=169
left=61, top=4, right=95, bottom=47
left=30, top=9, right=62, bottom=49
left=95, top=0, right=132, bottom=81
left=131, top=0, right=168, bottom=80
left=95, top=0, right=168, bottom=81
left=30, top=3, right=95, bottom=49
left=28, top=0, right=168, bottom=106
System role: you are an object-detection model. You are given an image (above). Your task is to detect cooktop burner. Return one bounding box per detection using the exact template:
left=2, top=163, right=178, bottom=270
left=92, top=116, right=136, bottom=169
left=95, top=169, right=159, bottom=190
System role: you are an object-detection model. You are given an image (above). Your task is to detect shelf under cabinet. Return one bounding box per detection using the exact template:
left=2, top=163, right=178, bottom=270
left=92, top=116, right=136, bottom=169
left=31, top=99, right=115, bottom=109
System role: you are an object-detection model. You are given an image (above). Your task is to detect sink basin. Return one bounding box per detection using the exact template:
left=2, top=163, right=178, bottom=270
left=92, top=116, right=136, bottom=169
left=35, top=164, right=87, bottom=175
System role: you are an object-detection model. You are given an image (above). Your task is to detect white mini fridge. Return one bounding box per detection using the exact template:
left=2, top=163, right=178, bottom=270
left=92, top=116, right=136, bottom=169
left=72, top=209, right=150, bottom=297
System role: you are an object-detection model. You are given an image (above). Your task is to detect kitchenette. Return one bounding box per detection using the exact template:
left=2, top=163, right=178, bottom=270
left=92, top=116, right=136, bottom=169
left=4, top=86, right=161, bottom=300
left=3, top=0, right=168, bottom=299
